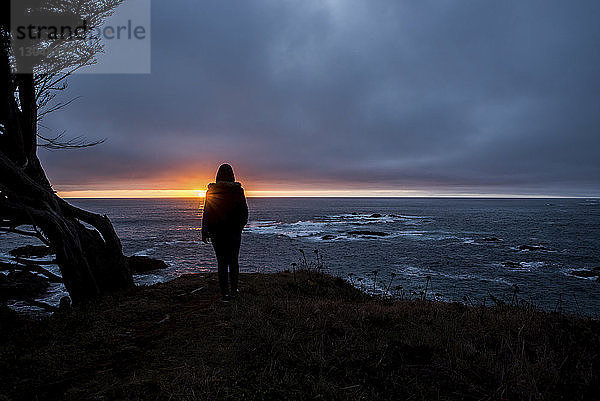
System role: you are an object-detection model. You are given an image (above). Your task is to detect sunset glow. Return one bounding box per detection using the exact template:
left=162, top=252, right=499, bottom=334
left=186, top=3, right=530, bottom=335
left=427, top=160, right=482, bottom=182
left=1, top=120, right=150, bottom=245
left=56, top=188, right=578, bottom=199
left=58, top=189, right=207, bottom=198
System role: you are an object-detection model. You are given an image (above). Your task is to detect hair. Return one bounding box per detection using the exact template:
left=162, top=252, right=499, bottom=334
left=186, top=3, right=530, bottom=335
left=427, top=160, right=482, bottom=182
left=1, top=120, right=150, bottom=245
left=215, top=163, right=235, bottom=182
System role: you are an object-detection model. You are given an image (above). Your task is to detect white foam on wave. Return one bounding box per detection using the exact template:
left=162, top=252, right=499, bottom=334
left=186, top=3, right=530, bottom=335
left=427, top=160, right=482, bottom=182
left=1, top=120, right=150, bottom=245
left=489, top=260, right=546, bottom=273
left=6, top=281, right=70, bottom=317
left=399, top=214, right=430, bottom=219
left=377, top=230, right=458, bottom=242
left=245, top=217, right=456, bottom=242
left=245, top=220, right=325, bottom=238
left=321, top=213, right=399, bottom=224
left=578, top=200, right=599, bottom=206
left=394, top=231, right=458, bottom=241
left=172, top=225, right=202, bottom=231
left=519, top=261, right=545, bottom=269
left=0, top=251, right=62, bottom=277
left=38, top=263, right=62, bottom=276
left=509, top=245, right=553, bottom=253
left=246, top=220, right=278, bottom=228
left=562, top=268, right=600, bottom=281
left=134, top=246, right=158, bottom=256
left=320, top=213, right=431, bottom=225
left=396, top=230, right=426, bottom=237
left=158, top=239, right=201, bottom=246
left=320, top=231, right=456, bottom=242
left=39, top=282, right=69, bottom=306
left=396, top=264, right=514, bottom=286
left=134, top=272, right=167, bottom=286
left=0, top=251, right=13, bottom=263
left=6, top=301, right=49, bottom=316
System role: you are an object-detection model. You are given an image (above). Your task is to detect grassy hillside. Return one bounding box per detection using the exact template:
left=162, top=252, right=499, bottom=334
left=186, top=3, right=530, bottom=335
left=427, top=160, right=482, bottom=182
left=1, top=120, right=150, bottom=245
left=1, top=270, right=599, bottom=400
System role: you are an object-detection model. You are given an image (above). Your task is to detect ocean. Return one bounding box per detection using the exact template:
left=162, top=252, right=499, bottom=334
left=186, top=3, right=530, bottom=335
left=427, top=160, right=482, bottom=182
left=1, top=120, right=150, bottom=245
left=2, top=197, right=600, bottom=316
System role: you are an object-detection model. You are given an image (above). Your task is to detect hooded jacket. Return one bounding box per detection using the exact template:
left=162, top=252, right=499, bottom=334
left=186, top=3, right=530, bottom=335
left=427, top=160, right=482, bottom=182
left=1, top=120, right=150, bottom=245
left=201, top=181, right=248, bottom=238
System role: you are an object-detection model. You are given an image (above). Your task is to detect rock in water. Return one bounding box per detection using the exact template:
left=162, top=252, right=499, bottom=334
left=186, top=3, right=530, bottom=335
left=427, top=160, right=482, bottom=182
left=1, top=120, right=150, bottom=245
left=502, top=261, right=523, bottom=269
left=321, top=235, right=336, bottom=240
left=370, top=213, right=382, bottom=218
left=9, top=245, right=55, bottom=258
left=347, top=230, right=389, bottom=237
left=570, top=269, right=600, bottom=279
left=59, top=296, right=72, bottom=312
left=0, top=271, right=49, bottom=299
left=127, top=256, right=168, bottom=273
left=517, top=245, right=548, bottom=251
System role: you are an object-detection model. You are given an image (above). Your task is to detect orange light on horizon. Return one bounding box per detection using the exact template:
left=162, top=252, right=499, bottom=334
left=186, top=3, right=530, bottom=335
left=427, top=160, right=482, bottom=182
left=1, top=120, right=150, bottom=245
left=55, top=187, right=578, bottom=199
left=58, top=189, right=207, bottom=198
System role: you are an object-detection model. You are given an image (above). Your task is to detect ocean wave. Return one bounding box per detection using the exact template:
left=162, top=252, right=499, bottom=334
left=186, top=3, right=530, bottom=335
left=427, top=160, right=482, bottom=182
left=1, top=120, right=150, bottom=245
left=563, top=268, right=600, bottom=281
left=134, top=272, right=168, bottom=286
left=131, top=238, right=201, bottom=256
left=245, top=215, right=447, bottom=241
left=509, top=244, right=553, bottom=252
left=171, top=225, right=202, bottom=231
left=158, top=240, right=202, bottom=246
left=134, top=246, right=158, bottom=256
left=519, top=261, right=545, bottom=269
left=396, top=265, right=514, bottom=286
left=39, top=282, right=69, bottom=306
left=246, top=220, right=278, bottom=228
left=319, top=213, right=400, bottom=224
left=245, top=220, right=325, bottom=238
left=320, top=213, right=432, bottom=225
left=0, top=252, right=13, bottom=263
left=6, top=282, right=69, bottom=317
left=491, top=261, right=546, bottom=272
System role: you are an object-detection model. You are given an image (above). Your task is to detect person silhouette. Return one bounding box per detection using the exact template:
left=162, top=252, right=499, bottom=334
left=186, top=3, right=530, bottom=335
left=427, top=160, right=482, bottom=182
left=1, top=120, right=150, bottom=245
left=202, top=164, right=248, bottom=301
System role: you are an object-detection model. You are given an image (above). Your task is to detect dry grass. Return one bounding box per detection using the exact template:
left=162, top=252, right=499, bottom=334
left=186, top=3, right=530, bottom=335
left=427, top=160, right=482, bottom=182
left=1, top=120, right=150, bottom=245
left=1, top=270, right=599, bottom=400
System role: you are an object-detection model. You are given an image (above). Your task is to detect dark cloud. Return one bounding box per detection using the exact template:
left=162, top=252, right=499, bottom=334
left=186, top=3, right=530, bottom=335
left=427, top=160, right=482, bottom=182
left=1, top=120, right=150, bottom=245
left=40, top=0, right=600, bottom=196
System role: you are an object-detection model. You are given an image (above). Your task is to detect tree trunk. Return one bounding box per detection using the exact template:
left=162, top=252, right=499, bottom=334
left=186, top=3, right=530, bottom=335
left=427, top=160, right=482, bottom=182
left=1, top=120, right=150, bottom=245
left=1, top=38, right=134, bottom=304
left=0, top=151, right=134, bottom=304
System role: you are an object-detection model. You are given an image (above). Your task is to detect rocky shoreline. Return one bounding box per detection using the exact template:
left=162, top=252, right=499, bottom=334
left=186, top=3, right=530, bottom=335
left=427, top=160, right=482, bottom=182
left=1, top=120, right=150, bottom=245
left=0, top=246, right=169, bottom=311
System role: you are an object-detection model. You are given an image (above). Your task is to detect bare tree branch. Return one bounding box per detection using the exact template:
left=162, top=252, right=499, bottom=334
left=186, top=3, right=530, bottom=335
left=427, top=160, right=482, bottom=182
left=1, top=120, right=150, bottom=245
left=37, top=96, right=81, bottom=120
left=0, top=227, right=51, bottom=245
left=37, top=131, right=106, bottom=149
left=21, top=299, right=59, bottom=312
left=9, top=261, right=63, bottom=283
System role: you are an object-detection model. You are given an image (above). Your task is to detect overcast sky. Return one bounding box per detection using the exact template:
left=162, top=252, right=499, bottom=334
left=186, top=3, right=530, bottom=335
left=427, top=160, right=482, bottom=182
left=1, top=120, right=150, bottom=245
left=40, top=0, right=600, bottom=196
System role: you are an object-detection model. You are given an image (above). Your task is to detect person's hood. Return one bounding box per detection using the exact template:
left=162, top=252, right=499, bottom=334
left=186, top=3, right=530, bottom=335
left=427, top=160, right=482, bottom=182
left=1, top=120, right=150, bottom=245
left=208, top=182, right=243, bottom=189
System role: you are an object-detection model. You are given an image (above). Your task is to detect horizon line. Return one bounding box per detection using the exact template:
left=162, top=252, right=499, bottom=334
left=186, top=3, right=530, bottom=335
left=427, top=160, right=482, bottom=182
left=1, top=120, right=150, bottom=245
left=62, top=197, right=598, bottom=200
left=57, top=191, right=598, bottom=200
left=55, top=189, right=600, bottom=199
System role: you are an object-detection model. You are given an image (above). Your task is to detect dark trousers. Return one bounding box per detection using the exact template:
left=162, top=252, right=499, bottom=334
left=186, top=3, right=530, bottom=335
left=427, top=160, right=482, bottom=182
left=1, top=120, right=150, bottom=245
left=212, top=231, right=241, bottom=296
